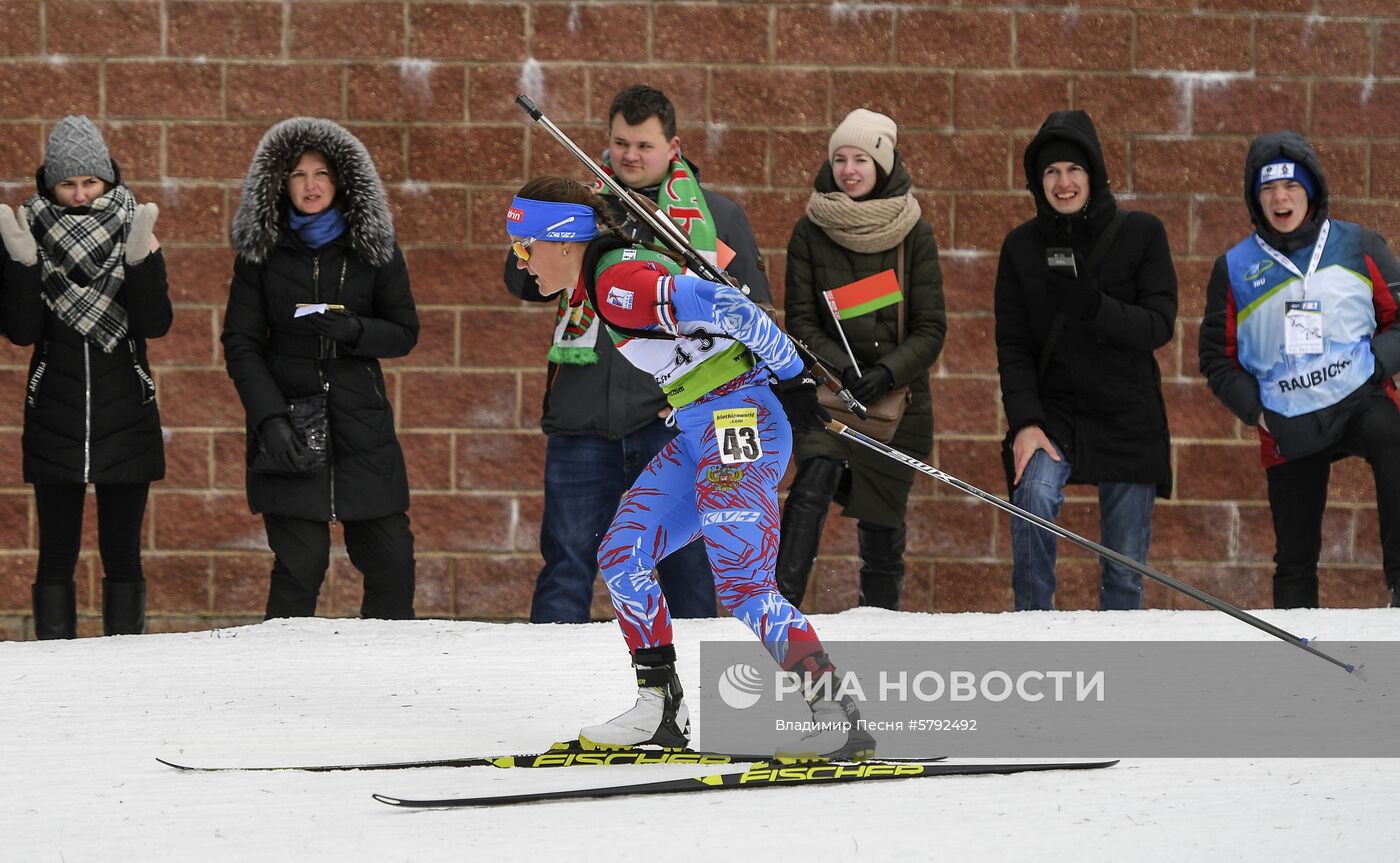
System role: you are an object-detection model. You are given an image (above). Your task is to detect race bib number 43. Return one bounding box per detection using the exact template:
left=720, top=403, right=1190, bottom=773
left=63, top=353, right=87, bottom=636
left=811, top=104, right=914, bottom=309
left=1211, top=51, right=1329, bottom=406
left=714, top=408, right=762, bottom=464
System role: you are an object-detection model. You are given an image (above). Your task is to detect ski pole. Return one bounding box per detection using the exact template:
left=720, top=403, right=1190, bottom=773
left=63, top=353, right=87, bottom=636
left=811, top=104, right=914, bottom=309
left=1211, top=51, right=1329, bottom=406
left=826, top=419, right=1362, bottom=676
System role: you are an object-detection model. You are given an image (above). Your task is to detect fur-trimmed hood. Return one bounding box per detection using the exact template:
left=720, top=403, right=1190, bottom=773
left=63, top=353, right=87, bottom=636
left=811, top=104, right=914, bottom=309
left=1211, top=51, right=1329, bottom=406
left=232, top=117, right=395, bottom=266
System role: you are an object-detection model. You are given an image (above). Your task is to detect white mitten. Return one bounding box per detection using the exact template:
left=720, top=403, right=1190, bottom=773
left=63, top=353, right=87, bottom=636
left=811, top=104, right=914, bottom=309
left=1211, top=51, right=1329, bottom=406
left=0, top=204, right=37, bottom=267
left=125, top=202, right=159, bottom=265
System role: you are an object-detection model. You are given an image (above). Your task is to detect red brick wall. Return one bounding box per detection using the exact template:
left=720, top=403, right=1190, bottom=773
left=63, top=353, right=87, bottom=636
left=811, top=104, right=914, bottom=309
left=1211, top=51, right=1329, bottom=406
left=1, top=0, right=1397, bottom=638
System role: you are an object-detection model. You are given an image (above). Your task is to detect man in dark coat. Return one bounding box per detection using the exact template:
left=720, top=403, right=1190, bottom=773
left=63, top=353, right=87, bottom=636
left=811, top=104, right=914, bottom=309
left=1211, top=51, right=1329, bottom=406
left=994, top=110, right=1177, bottom=611
left=503, top=85, right=771, bottom=623
left=1199, top=131, right=1400, bottom=608
left=223, top=117, right=419, bottom=620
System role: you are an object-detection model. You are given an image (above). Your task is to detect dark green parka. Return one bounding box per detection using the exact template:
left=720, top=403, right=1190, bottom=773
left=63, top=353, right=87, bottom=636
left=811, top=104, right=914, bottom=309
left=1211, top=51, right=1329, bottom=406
left=784, top=158, right=947, bottom=525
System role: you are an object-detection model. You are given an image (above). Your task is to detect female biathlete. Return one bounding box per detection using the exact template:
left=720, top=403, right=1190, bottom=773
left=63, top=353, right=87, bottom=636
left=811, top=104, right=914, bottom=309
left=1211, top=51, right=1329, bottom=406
left=506, top=176, right=874, bottom=761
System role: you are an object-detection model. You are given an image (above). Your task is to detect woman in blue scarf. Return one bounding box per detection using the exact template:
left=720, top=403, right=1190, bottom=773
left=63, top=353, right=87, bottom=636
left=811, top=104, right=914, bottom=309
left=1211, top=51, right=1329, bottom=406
left=222, top=117, right=420, bottom=621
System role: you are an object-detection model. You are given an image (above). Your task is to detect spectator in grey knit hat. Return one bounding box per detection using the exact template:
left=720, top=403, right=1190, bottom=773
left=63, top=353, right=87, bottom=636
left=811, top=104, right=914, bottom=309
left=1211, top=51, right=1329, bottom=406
left=0, top=113, right=171, bottom=641
left=42, top=115, right=117, bottom=190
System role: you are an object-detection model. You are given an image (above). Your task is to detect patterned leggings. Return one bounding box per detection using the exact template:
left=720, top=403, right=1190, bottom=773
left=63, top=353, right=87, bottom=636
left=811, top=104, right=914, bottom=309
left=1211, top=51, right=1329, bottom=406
left=597, top=383, right=824, bottom=671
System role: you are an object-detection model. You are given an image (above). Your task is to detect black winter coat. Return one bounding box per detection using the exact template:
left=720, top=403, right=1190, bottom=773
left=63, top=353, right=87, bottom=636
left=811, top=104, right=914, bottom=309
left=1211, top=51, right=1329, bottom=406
left=784, top=158, right=947, bottom=525
left=1, top=186, right=171, bottom=486
left=995, top=110, right=1177, bottom=496
left=222, top=234, right=417, bottom=522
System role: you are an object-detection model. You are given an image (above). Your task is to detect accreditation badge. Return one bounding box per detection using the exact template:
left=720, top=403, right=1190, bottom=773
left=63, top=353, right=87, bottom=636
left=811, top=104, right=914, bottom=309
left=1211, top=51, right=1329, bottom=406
left=1283, top=300, right=1324, bottom=356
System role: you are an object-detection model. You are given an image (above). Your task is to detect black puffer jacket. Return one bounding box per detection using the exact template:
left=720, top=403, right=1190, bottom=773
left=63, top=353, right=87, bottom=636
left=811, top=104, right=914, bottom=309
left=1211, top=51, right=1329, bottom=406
left=1, top=163, right=171, bottom=485
left=994, top=110, right=1177, bottom=496
left=222, top=118, right=418, bottom=521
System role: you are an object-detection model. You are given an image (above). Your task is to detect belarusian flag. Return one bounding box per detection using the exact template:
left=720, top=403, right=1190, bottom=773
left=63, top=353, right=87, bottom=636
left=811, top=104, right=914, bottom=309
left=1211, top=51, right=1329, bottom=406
left=823, top=269, right=902, bottom=321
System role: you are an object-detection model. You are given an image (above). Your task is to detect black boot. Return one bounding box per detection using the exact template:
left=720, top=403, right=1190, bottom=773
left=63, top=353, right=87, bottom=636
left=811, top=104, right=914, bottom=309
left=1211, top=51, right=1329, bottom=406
left=579, top=644, right=690, bottom=748
left=32, top=582, right=77, bottom=640
left=857, top=522, right=906, bottom=610
left=1391, top=582, right=1399, bottom=609
left=775, top=651, right=877, bottom=761
left=775, top=458, right=844, bottom=607
left=1272, top=568, right=1319, bottom=609
left=103, top=579, right=146, bottom=636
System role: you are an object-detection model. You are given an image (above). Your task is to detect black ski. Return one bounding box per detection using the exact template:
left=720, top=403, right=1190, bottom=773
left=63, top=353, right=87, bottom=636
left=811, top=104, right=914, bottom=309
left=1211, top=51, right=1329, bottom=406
left=156, top=740, right=946, bottom=773
left=373, top=759, right=1120, bottom=808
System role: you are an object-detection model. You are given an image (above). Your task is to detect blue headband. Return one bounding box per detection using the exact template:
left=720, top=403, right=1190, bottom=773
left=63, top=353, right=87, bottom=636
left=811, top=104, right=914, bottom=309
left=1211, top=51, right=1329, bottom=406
left=506, top=197, right=599, bottom=242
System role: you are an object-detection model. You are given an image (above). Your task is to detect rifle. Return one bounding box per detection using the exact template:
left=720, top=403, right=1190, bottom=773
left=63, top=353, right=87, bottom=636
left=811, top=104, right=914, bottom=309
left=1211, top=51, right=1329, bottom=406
left=513, top=94, right=867, bottom=419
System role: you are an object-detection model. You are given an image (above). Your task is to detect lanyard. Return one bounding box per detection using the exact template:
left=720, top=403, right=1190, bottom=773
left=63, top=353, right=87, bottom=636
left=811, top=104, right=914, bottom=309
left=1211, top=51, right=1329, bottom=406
left=1255, top=219, right=1329, bottom=299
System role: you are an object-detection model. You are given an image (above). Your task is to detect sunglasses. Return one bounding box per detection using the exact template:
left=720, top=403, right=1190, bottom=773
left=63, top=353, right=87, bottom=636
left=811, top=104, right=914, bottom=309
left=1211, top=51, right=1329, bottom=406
left=509, top=216, right=580, bottom=262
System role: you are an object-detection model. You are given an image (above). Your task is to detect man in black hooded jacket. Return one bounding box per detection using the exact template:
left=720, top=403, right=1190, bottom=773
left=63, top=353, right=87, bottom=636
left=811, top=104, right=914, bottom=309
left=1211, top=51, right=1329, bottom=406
left=1199, top=130, right=1400, bottom=609
left=995, top=110, right=1177, bottom=611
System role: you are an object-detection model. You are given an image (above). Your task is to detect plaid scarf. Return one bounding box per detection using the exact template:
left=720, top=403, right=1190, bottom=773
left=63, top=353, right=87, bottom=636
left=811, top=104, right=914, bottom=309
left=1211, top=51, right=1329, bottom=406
left=24, top=185, right=134, bottom=353
left=544, top=154, right=719, bottom=366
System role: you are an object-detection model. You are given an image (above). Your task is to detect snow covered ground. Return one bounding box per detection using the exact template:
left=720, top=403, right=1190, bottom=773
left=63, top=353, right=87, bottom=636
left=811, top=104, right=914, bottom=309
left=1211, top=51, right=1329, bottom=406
left=3, top=607, right=1398, bottom=862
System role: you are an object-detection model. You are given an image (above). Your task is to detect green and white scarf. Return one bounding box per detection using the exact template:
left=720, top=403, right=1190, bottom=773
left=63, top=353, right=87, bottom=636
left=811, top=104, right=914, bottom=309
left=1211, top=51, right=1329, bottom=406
left=546, top=153, right=718, bottom=365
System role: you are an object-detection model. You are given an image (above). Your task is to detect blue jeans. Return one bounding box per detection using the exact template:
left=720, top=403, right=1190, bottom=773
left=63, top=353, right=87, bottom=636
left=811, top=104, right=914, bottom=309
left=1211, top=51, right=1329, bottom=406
left=532, top=419, right=718, bottom=623
left=1010, top=444, right=1155, bottom=611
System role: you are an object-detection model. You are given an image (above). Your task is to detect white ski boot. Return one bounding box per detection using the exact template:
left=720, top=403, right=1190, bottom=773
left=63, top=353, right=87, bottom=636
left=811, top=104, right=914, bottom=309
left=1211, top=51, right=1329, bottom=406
left=775, top=654, right=876, bottom=762
left=579, top=645, right=691, bottom=749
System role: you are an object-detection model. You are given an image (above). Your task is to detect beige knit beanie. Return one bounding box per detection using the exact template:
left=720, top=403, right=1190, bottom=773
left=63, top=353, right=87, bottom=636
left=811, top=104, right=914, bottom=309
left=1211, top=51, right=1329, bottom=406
left=828, top=108, right=898, bottom=174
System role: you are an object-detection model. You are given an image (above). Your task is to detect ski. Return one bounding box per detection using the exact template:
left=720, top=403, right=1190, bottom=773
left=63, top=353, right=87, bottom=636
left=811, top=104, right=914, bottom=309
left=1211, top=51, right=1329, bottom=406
left=373, top=759, right=1120, bottom=808
left=155, top=740, right=946, bottom=773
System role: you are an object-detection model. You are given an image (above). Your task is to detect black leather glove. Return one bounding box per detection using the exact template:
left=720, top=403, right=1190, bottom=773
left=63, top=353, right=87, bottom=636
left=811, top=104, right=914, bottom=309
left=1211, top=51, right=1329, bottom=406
left=258, top=415, right=314, bottom=473
left=849, top=364, right=893, bottom=404
left=840, top=365, right=862, bottom=390
left=305, top=309, right=363, bottom=344
left=772, top=370, right=831, bottom=434
left=1044, top=254, right=1102, bottom=320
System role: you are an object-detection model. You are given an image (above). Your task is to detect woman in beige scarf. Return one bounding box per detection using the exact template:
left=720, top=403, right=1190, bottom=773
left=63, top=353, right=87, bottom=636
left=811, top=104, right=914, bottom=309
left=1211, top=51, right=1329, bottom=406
left=777, top=108, right=948, bottom=612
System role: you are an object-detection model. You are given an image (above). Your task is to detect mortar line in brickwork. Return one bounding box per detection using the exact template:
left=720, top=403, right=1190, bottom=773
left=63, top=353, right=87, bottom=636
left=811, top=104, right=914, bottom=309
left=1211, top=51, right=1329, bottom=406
left=281, top=0, right=292, bottom=61
left=766, top=3, right=776, bottom=66
left=1008, top=7, right=1019, bottom=72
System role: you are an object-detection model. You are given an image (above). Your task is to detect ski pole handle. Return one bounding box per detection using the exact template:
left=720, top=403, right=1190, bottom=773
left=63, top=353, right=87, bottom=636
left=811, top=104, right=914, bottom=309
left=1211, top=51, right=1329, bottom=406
left=515, top=94, right=543, bottom=120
